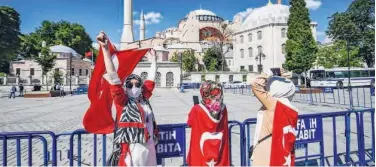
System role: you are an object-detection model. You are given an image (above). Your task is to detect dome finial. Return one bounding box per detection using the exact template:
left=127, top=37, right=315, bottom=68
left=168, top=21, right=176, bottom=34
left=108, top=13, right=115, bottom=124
left=267, top=0, right=273, bottom=5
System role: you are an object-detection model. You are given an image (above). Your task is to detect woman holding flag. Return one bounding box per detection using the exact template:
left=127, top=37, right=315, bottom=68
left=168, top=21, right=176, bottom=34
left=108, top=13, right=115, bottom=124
left=83, top=31, right=158, bottom=166
left=250, top=69, right=298, bottom=166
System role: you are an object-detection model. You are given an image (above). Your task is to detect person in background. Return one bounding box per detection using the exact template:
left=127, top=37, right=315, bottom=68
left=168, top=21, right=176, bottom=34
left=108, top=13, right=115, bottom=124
left=60, top=84, right=65, bottom=97
left=9, top=85, right=17, bottom=99
left=19, top=83, right=24, bottom=96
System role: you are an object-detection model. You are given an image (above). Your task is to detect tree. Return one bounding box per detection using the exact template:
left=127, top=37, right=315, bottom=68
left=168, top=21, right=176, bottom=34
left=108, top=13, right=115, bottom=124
left=20, top=20, right=93, bottom=56
left=203, top=23, right=233, bottom=71
left=170, top=50, right=196, bottom=72
left=0, top=6, right=21, bottom=73
left=315, top=41, right=363, bottom=68
left=326, top=0, right=375, bottom=67
left=34, top=46, right=56, bottom=90
left=51, top=70, right=63, bottom=84
left=203, top=47, right=222, bottom=72
left=285, top=0, right=318, bottom=85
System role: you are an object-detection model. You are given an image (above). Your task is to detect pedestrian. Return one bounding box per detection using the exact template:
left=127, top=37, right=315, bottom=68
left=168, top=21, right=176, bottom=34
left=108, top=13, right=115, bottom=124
left=60, top=84, right=65, bottom=97
left=83, top=31, right=157, bottom=166
left=249, top=69, right=298, bottom=166
left=9, top=85, right=17, bottom=99
left=187, top=80, right=230, bottom=166
left=19, top=83, right=24, bottom=96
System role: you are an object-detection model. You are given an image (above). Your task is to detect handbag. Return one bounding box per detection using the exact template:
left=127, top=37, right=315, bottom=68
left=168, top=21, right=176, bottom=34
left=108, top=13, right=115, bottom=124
left=249, top=134, right=272, bottom=159
left=106, top=110, right=121, bottom=166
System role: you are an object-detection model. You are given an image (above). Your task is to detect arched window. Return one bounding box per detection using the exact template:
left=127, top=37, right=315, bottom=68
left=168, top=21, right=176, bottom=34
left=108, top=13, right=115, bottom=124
left=156, top=72, right=161, bottom=87
left=257, top=31, right=262, bottom=40
left=240, top=49, right=244, bottom=58
left=257, top=46, right=262, bottom=55
left=229, top=60, right=232, bottom=66
left=248, top=47, right=253, bottom=57
left=240, top=35, right=244, bottom=43
left=141, top=72, right=148, bottom=80
left=282, top=44, right=286, bottom=54
left=166, top=72, right=174, bottom=87
left=248, top=33, right=252, bottom=42
left=281, top=28, right=286, bottom=38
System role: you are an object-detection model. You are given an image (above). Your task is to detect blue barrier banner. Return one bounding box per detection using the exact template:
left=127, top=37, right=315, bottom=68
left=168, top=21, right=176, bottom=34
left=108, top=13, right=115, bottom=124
left=323, top=87, right=333, bottom=93
left=156, top=127, right=185, bottom=158
left=295, top=116, right=323, bottom=143
left=371, top=87, right=375, bottom=96
left=295, top=87, right=300, bottom=93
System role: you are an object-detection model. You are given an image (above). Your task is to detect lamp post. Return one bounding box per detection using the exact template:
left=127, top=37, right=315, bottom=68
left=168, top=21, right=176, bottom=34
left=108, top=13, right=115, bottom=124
left=255, top=51, right=266, bottom=73
left=69, top=53, right=72, bottom=94
left=179, top=52, right=183, bottom=87
left=346, top=41, right=354, bottom=109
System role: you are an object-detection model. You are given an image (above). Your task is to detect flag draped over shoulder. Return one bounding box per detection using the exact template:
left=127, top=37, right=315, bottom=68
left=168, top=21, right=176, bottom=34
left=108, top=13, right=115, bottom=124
left=269, top=101, right=298, bottom=166
left=83, top=40, right=150, bottom=134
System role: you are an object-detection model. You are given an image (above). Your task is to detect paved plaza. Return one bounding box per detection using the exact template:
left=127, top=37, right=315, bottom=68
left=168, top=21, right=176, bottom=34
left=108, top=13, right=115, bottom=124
left=0, top=88, right=374, bottom=166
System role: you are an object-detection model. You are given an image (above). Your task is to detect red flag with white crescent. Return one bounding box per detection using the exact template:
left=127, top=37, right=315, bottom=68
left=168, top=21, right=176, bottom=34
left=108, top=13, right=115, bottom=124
left=269, top=101, right=298, bottom=166
left=187, top=104, right=230, bottom=166
left=83, top=39, right=150, bottom=134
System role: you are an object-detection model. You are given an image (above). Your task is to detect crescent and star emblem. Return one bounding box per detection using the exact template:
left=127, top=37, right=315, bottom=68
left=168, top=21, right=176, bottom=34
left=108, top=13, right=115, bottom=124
left=282, top=125, right=296, bottom=167
left=199, top=132, right=223, bottom=167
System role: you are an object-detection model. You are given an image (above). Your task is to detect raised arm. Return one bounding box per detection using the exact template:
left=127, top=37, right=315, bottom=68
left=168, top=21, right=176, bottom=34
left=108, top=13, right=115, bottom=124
left=250, top=74, right=277, bottom=111
left=97, top=31, right=127, bottom=108
left=147, top=49, right=157, bottom=81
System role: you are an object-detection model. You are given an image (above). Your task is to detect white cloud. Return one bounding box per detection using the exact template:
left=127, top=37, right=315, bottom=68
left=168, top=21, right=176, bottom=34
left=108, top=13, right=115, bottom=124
left=234, top=8, right=254, bottom=20
left=322, top=36, right=333, bottom=44
left=116, top=29, right=122, bottom=33
left=316, top=31, right=325, bottom=36
left=305, top=0, right=322, bottom=10
left=134, top=11, right=163, bottom=25
left=133, top=11, right=138, bottom=16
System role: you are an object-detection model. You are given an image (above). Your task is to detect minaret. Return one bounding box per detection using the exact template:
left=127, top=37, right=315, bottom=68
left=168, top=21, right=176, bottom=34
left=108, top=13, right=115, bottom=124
left=120, top=0, right=134, bottom=49
left=140, top=10, right=145, bottom=41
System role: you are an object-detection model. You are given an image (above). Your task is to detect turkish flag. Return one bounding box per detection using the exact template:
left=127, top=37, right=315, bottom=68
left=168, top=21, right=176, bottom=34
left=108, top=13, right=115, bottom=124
left=187, top=104, right=230, bottom=166
left=269, top=101, right=298, bottom=166
left=85, top=51, right=92, bottom=57
left=82, top=40, right=150, bottom=134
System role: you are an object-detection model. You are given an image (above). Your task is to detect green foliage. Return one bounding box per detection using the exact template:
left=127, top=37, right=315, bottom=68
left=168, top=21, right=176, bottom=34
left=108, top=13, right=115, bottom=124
left=315, top=41, right=363, bottom=68
left=170, top=52, right=179, bottom=62
left=285, top=0, right=318, bottom=74
left=52, top=70, right=63, bottom=84
left=0, top=6, right=21, bottom=73
left=203, top=47, right=222, bottom=72
left=170, top=50, right=197, bottom=72
left=34, top=47, right=56, bottom=75
left=326, top=0, right=375, bottom=67
left=19, top=20, right=93, bottom=57
left=0, top=72, right=6, bottom=77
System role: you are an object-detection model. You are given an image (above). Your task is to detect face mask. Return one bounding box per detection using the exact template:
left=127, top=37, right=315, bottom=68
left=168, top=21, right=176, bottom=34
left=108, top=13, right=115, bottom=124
left=203, top=99, right=222, bottom=113
left=127, top=87, right=141, bottom=98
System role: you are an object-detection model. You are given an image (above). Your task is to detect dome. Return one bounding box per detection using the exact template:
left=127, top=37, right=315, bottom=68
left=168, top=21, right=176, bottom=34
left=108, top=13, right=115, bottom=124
left=49, top=45, right=78, bottom=56
left=241, top=4, right=289, bottom=30
left=186, top=9, right=216, bottom=18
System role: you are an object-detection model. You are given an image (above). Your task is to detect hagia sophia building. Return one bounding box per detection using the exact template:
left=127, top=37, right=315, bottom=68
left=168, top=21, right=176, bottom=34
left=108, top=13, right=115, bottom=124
left=121, top=0, right=318, bottom=87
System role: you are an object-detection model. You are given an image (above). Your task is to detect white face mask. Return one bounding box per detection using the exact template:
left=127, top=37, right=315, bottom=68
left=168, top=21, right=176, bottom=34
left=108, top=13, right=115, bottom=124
left=127, top=87, right=141, bottom=98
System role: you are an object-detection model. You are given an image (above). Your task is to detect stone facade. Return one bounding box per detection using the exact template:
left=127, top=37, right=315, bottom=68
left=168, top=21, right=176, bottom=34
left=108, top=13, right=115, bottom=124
left=190, top=72, right=258, bottom=84
left=9, top=52, right=91, bottom=85
left=133, top=62, right=181, bottom=88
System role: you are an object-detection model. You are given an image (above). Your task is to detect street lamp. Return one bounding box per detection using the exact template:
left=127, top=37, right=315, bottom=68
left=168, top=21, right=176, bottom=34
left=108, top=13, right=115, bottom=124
left=255, top=51, right=266, bottom=73
left=346, top=41, right=354, bottom=109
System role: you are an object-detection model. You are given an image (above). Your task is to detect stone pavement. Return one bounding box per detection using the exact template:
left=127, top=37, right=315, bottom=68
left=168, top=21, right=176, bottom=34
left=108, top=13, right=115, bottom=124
left=0, top=88, right=373, bottom=166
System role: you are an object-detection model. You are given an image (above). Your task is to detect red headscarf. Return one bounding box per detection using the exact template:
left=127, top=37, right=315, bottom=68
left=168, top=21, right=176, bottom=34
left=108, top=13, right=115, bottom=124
left=83, top=40, right=150, bottom=134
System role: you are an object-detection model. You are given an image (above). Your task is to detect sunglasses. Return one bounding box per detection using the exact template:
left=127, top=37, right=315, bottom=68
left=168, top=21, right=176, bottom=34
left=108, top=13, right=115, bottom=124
left=125, top=82, right=141, bottom=89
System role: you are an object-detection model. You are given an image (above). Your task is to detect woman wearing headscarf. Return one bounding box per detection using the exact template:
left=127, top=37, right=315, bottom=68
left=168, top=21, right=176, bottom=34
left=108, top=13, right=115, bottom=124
left=97, top=31, right=159, bottom=166
left=250, top=69, right=298, bottom=166
left=187, top=80, right=230, bottom=166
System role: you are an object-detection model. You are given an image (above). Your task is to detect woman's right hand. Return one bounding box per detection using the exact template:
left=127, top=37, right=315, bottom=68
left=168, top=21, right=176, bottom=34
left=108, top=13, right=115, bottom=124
left=96, top=31, right=108, bottom=48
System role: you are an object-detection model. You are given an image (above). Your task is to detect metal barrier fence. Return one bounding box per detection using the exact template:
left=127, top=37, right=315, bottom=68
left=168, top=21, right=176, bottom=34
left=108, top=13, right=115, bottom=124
left=224, top=86, right=375, bottom=109
left=1, top=109, right=374, bottom=166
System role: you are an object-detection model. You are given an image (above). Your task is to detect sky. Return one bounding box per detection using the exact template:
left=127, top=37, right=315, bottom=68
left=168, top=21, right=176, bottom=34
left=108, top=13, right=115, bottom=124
left=1, top=0, right=354, bottom=48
